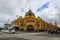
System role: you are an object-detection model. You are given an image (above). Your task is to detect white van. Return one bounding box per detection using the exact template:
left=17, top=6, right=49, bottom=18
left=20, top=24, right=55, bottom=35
left=2, top=27, right=15, bottom=34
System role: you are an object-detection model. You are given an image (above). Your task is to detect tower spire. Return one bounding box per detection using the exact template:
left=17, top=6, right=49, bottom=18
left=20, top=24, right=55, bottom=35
left=55, top=21, right=57, bottom=26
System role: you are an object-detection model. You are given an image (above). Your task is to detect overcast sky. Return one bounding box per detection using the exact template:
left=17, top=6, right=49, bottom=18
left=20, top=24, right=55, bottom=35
left=0, top=0, right=60, bottom=28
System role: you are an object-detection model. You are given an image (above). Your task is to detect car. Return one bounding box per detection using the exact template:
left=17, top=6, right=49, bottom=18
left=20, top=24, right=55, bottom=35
left=9, top=28, right=15, bottom=34
left=55, top=29, right=60, bottom=34
left=2, top=29, right=9, bottom=33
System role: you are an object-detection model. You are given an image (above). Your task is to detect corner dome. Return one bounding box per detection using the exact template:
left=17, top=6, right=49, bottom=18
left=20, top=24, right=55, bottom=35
left=37, top=16, right=40, bottom=18
left=25, top=10, right=35, bottom=17
left=19, top=16, right=22, bottom=18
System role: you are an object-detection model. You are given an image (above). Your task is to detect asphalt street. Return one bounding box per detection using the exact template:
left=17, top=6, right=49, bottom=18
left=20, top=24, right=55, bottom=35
left=0, top=31, right=60, bottom=40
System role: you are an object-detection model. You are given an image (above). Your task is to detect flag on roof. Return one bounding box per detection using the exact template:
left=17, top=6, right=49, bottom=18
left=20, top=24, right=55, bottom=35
left=37, top=2, right=49, bottom=12
left=21, top=8, right=24, bottom=12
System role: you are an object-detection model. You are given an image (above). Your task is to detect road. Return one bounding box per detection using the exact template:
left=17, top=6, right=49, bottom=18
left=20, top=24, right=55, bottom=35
left=0, top=31, right=60, bottom=40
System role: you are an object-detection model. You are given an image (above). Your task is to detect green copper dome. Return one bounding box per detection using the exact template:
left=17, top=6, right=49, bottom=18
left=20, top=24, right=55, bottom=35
left=25, top=10, right=35, bottom=17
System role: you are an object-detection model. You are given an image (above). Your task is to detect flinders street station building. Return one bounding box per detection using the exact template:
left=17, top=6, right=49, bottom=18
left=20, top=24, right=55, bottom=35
left=15, top=10, right=58, bottom=31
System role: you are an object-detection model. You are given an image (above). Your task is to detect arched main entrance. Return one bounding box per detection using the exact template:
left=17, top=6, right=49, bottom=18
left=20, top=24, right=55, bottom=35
left=26, top=25, right=34, bottom=31
left=15, top=27, right=19, bottom=31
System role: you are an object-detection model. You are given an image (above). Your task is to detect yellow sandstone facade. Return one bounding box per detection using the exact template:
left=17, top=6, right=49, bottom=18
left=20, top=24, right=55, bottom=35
left=15, top=10, right=57, bottom=31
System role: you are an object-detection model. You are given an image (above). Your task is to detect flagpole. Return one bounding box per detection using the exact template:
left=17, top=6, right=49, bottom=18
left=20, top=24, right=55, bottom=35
left=29, top=6, right=31, bottom=10
left=7, top=19, right=9, bottom=24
